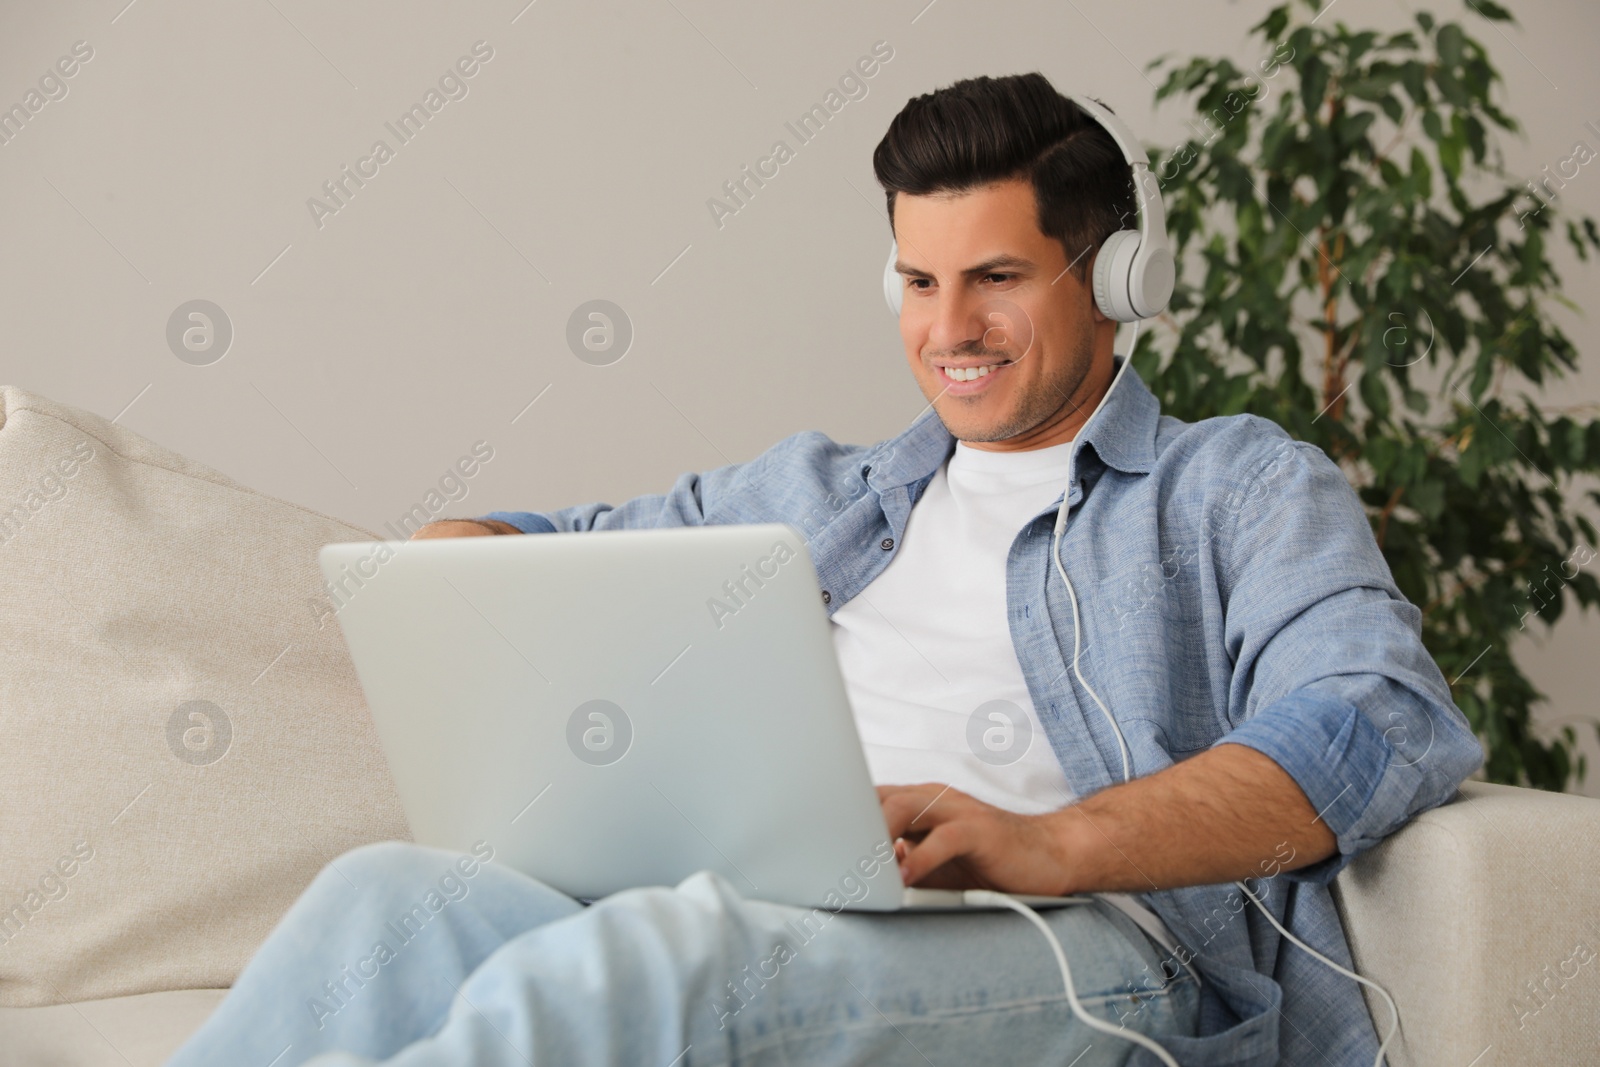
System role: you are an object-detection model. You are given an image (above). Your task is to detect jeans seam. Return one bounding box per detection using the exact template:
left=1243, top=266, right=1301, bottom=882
left=698, top=973, right=1197, bottom=1067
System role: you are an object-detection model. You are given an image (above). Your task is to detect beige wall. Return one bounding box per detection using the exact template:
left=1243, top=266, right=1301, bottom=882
left=2, top=0, right=1595, bottom=792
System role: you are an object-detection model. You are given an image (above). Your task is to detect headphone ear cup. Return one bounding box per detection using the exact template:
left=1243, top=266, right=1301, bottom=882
left=1133, top=243, right=1175, bottom=319
left=1091, top=229, right=1142, bottom=322
left=883, top=241, right=902, bottom=317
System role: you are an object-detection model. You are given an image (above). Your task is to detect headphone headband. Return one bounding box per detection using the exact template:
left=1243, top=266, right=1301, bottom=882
left=883, top=91, right=1173, bottom=323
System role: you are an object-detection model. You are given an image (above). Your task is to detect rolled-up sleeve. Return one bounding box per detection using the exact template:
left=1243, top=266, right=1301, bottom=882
left=1212, top=433, right=1484, bottom=883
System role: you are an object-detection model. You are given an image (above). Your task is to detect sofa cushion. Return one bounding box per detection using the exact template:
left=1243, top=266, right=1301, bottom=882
left=0, top=385, right=410, bottom=1006
left=0, top=988, right=228, bottom=1067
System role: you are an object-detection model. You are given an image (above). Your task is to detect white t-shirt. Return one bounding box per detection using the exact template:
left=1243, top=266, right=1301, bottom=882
left=830, top=439, right=1178, bottom=954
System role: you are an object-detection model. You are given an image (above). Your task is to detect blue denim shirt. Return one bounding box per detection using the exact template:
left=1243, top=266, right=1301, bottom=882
left=482, top=354, right=1483, bottom=1067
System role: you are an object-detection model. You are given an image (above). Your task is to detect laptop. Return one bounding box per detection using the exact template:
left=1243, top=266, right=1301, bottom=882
left=319, top=523, right=1091, bottom=913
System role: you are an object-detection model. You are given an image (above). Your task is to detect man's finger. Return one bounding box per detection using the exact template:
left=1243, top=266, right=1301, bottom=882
left=906, top=858, right=983, bottom=891
left=876, top=782, right=948, bottom=802
left=899, top=822, right=976, bottom=887
left=880, top=785, right=958, bottom=839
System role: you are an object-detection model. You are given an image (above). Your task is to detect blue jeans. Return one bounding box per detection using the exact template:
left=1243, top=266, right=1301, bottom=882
left=166, top=842, right=1198, bottom=1066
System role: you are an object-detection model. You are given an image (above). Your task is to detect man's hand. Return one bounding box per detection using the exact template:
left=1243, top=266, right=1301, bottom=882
left=410, top=519, right=521, bottom=539
left=878, top=744, right=1339, bottom=896
left=877, top=784, right=1076, bottom=895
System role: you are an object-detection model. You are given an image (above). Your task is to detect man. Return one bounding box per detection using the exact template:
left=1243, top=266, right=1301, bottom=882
left=168, top=73, right=1482, bottom=1067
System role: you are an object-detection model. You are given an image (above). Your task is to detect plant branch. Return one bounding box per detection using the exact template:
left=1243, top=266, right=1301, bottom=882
left=1319, top=229, right=1351, bottom=441
left=1375, top=484, right=1404, bottom=549
left=1366, top=105, right=1419, bottom=177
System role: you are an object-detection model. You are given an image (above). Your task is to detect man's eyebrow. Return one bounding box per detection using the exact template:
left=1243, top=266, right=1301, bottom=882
left=894, top=254, right=1038, bottom=279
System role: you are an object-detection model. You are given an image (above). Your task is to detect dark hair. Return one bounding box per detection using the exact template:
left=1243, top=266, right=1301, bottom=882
left=872, top=73, right=1134, bottom=284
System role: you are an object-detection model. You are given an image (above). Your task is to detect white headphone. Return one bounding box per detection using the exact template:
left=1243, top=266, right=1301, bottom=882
left=881, top=93, right=1175, bottom=323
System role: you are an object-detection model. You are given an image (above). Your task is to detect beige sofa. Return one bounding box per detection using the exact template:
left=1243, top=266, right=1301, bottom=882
left=3, top=386, right=1597, bottom=1066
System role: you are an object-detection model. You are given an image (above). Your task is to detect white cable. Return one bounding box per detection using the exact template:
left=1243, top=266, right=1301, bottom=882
left=1035, top=321, right=1402, bottom=1066
left=965, top=888, right=1181, bottom=1067
left=1051, top=320, right=1141, bottom=783
left=1233, top=880, right=1399, bottom=1067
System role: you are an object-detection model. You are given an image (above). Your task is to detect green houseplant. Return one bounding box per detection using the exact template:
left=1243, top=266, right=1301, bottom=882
left=1138, top=0, right=1600, bottom=789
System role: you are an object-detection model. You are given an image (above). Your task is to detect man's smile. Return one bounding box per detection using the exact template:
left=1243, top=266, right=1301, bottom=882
left=932, top=358, right=1014, bottom=394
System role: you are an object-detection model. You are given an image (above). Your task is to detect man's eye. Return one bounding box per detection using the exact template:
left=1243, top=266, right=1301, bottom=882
left=986, top=273, right=1014, bottom=284
left=909, top=279, right=932, bottom=291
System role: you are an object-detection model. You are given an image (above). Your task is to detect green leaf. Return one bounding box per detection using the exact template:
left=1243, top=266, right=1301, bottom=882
left=1339, top=110, right=1378, bottom=147
left=1434, top=66, right=1471, bottom=109
left=1367, top=435, right=1398, bottom=479
left=1410, top=480, right=1446, bottom=520
left=1417, top=11, right=1435, bottom=33
left=1465, top=115, right=1487, bottom=162
left=1467, top=0, right=1513, bottom=22
left=1347, top=31, right=1379, bottom=65
left=1401, top=149, right=1426, bottom=195
left=1400, top=61, right=1430, bottom=107
left=1439, top=132, right=1463, bottom=181
left=1251, top=4, right=1291, bottom=41
left=1301, top=56, right=1330, bottom=118
left=1438, top=22, right=1466, bottom=68
left=1459, top=430, right=1487, bottom=487
left=1586, top=420, right=1600, bottom=465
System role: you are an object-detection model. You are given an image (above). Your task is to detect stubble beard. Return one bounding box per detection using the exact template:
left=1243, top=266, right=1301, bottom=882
left=936, top=318, right=1097, bottom=445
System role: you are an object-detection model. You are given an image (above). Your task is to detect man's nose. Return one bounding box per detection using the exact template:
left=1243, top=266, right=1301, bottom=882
left=925, top=289, right=989, bottom=356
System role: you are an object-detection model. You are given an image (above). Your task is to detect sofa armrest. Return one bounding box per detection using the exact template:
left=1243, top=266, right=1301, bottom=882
left=1330, top=780, right=1600, bottom=1067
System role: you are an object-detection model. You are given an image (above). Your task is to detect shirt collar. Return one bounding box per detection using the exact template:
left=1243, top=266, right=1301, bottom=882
left=867, top=353, right=1159, bottom=491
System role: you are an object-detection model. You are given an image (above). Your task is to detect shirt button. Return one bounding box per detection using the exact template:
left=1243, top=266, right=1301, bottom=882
left=821, top=590, right=831, bottom=604
left=880, top=537, right=894, bottom=551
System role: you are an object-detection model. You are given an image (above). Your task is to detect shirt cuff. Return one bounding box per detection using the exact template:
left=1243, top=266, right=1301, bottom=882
left=1215, top=687, right=1421, bottom=885
left=479, top=511, right=557, bottom=534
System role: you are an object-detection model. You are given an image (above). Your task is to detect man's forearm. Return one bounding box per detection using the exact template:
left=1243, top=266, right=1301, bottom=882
left=411, top=518, right=522, bottom=538
left=1045, top=742, right=1338, bottom=894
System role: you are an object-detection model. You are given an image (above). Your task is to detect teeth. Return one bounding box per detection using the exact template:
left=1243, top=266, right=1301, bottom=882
left=944, top=364, right=998, bottom=382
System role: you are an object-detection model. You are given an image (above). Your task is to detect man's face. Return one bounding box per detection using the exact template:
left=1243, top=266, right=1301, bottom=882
left=891, top=177, right=1115, bottom=451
